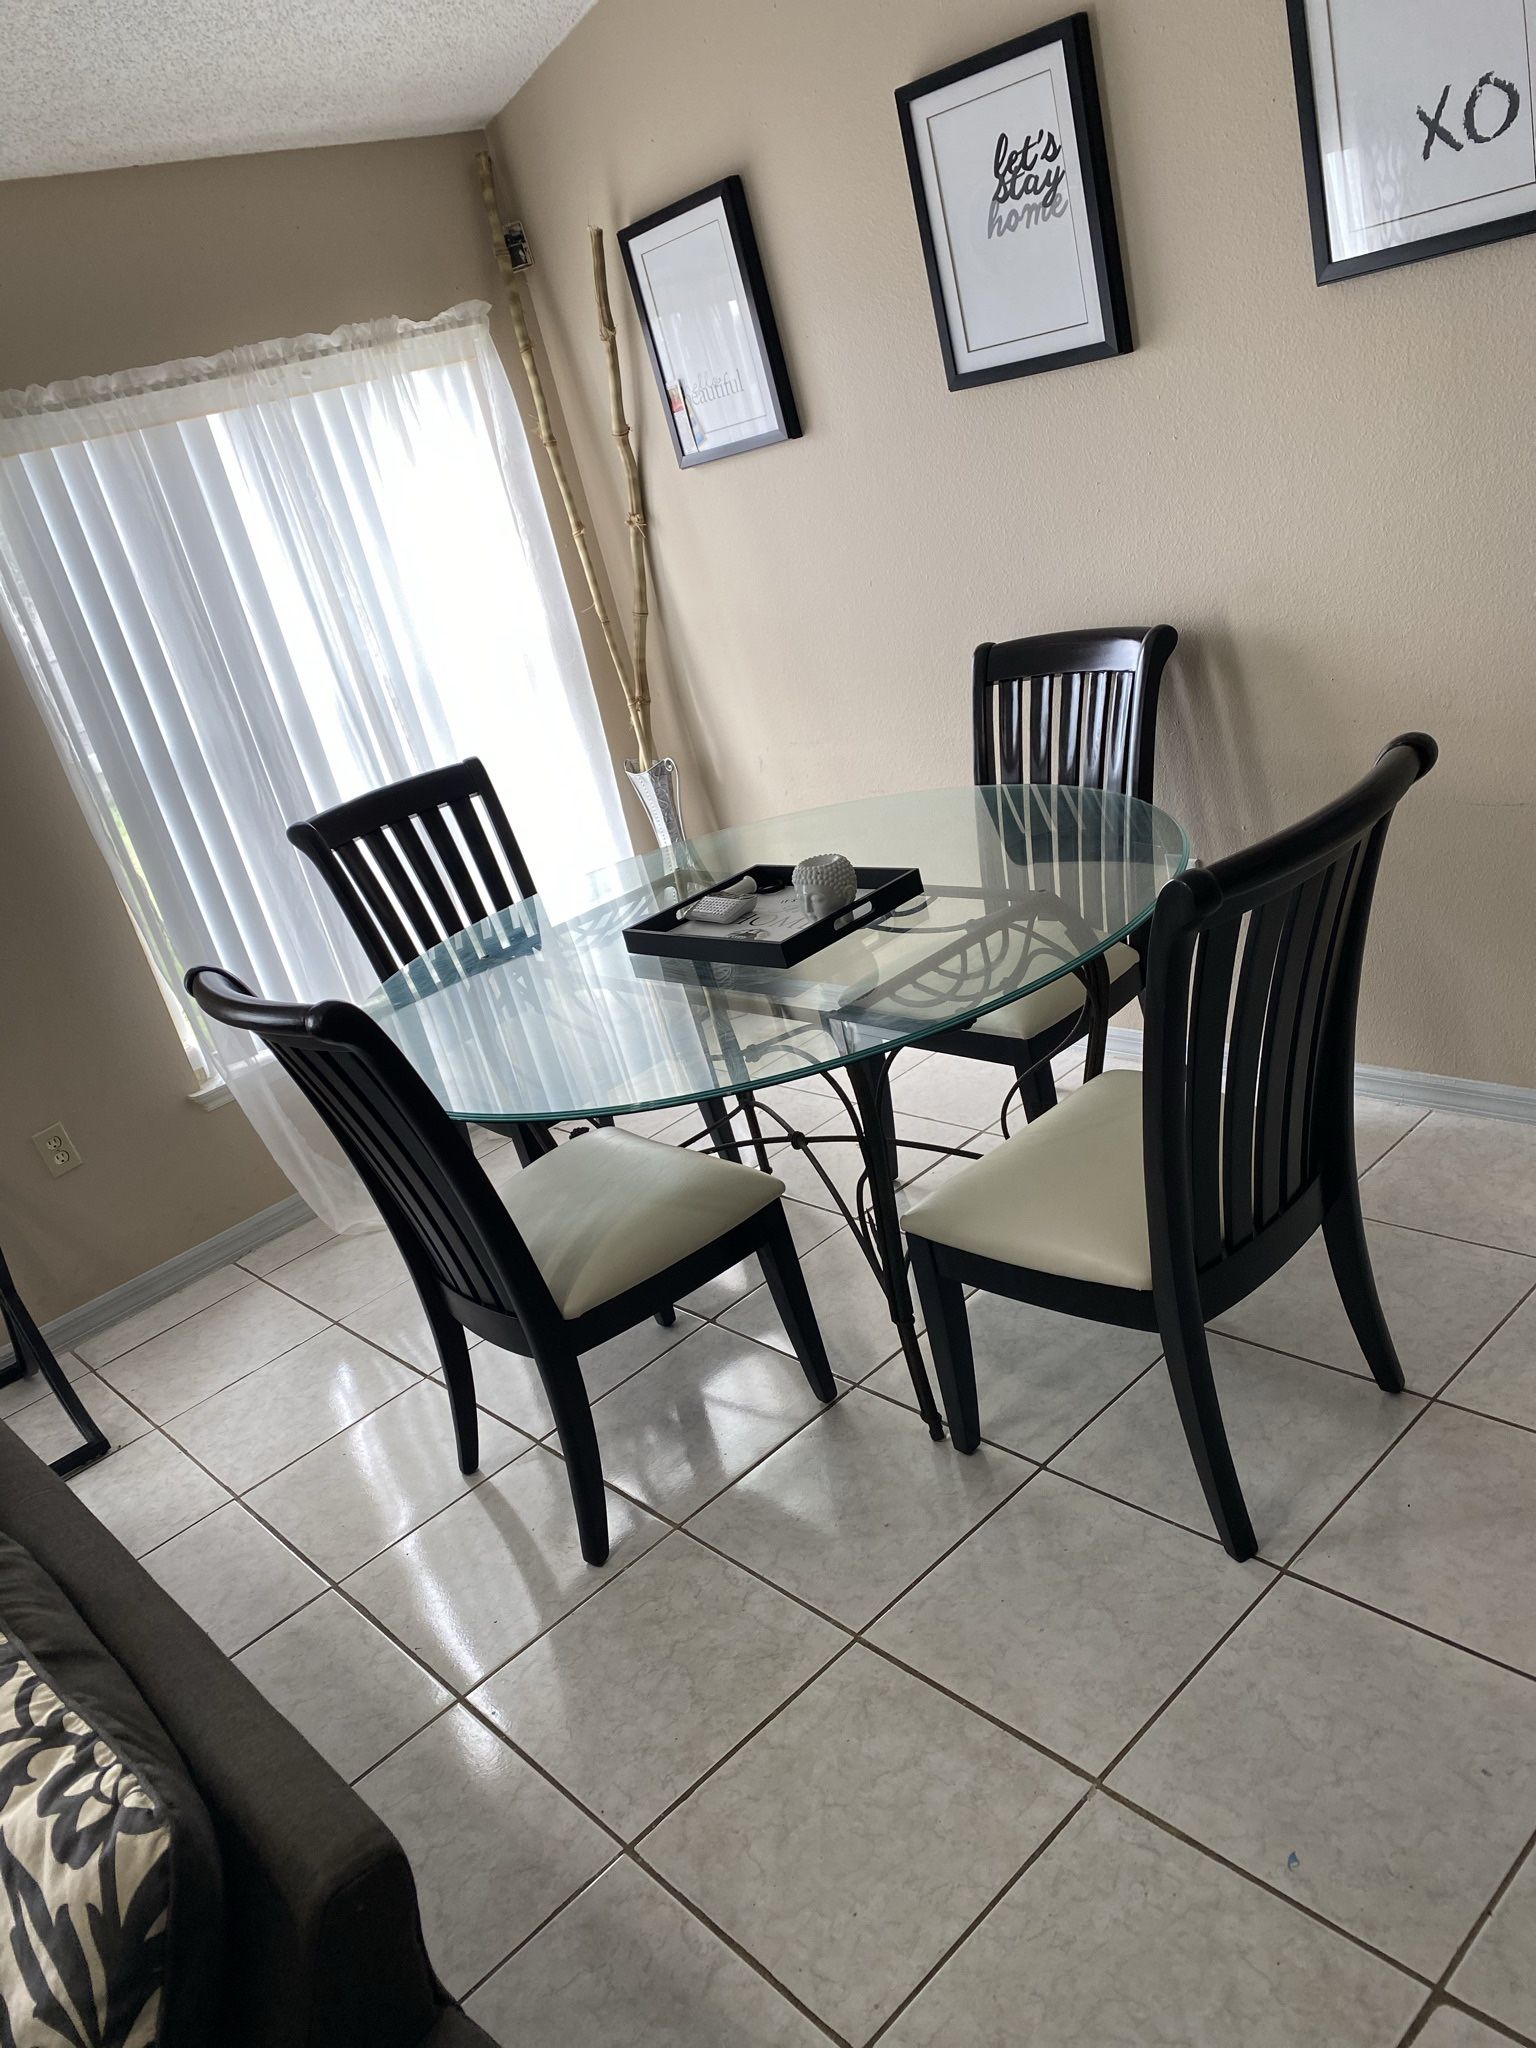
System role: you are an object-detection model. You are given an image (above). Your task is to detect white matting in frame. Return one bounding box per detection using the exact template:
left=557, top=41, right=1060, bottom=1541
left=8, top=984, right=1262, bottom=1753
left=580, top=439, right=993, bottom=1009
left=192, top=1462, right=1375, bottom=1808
left=896, top=15, right=1130, bottom=390
left=1292, top=0, right=1536, bottom=279
left=620, top=178, right=801, bottom=468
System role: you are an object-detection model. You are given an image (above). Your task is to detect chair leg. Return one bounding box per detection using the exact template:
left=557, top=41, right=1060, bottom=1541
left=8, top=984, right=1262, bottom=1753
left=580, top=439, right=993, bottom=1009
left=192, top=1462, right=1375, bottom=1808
left=1157, top=1300, right=1256, bottom=1561
left=1323, top=1188, right=1405, bottom=1393
left=1082, top=1010, right=1108, bottom=1082
left=509, top=1121, right=557, bottom=1165
left=424, top=1300, right=480, bottom=1476
left=909, top=1237, right=979, bottom=1452
left=535, top=1349, right=610, bottom=1565
left=654, top=1305, right=678, bottom=1328
left=698, top=1098, right=741, bottom=1162
left=757, top=1208, right=836, bottom=1402
left=1013, top=1057, right=1057, bottom=1123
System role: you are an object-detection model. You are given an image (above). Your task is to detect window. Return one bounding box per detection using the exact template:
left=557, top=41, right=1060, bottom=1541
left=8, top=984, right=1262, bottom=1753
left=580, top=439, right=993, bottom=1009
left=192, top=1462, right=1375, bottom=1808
left=0, top=302, right=629, bottom=1221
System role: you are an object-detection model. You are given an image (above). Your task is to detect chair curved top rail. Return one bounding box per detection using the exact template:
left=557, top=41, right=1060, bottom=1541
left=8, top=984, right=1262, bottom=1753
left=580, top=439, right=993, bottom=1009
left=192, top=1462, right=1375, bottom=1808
left=972, top=624, right=1178, bottom=801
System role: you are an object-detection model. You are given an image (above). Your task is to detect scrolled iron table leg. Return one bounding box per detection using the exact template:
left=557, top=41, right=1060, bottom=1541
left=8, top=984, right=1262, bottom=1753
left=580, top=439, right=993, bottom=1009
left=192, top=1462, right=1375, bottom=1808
left=844, top=1053, right=945, bottom=1440
left=0, top=1241, right=111, bottom=1478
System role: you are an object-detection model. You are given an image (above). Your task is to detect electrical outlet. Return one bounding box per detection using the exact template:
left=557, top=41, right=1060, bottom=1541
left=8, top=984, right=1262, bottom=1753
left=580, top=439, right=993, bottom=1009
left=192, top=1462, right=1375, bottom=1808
left=32, top=1123, right=83, bottom=1177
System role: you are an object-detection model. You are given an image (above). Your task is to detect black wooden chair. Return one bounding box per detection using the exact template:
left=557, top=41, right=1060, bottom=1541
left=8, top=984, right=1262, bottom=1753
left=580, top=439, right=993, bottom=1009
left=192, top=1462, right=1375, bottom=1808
left=903, top=734, right=1437, bottom=1561
left=185, top=966, right=835, bottom=1565
left=923, top=627, right=1178, bottom=1121
left=288, top=760, right=567, bottom=1166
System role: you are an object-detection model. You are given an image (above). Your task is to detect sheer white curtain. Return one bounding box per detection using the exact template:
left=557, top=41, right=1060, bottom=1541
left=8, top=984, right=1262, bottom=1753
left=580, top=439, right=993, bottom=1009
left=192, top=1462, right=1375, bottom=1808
left=0, top=302, right=629, bottom=1230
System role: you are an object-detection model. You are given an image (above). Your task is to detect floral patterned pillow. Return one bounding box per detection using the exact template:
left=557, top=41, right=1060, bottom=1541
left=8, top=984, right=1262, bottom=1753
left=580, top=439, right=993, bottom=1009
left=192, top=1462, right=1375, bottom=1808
left=1, top=1629, right=173, bottom=2047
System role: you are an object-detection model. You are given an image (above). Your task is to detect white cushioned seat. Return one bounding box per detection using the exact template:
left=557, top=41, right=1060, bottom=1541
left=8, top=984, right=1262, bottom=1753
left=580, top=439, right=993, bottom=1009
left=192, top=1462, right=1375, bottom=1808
left=963, top=941, right=1141, bottom=1041
left=497, top=1127, right=783, bottom=1320
left=902, top=1068, right=1152, bottom=1291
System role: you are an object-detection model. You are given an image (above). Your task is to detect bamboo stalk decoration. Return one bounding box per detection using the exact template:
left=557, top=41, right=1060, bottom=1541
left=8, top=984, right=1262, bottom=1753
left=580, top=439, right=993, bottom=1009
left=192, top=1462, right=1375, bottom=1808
left=589, top=225, right=652, bottom=776
left=474, top=150, right=655, bottom=768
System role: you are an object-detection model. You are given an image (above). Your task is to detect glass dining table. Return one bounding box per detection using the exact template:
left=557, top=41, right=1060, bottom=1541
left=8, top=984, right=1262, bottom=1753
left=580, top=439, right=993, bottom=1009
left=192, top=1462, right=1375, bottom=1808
left=367, top=784, right=1191, bottom=1438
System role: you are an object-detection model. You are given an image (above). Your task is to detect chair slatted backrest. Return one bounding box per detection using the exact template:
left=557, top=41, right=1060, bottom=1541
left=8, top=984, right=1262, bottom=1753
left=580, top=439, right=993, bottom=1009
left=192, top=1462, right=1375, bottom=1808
left=185, top=968, right=555, bottom=1322
left=289, top=760, right=537, bottom=981
left=972, top=626, right=1178, bottom=801
left=1142, top=735, right=1437, bottom=1278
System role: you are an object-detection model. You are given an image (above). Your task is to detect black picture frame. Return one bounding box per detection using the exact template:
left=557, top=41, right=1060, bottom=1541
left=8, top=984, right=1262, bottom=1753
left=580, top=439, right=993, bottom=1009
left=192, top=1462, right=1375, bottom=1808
left=895, top=13, right=1131, bottom=391
left=1287, top=0, right=1536, bottom=285
left=618, top=176, right=801, bottom=468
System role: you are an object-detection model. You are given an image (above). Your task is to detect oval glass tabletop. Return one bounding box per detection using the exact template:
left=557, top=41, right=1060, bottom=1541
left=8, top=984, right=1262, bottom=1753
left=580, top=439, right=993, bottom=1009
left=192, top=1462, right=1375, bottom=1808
left=366, top=785, right=1190, bottom=1124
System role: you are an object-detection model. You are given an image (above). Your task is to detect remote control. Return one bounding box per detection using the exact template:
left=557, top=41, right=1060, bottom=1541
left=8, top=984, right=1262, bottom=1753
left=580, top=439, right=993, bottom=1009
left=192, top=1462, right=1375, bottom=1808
left=679, top=892, right=756, bottom=925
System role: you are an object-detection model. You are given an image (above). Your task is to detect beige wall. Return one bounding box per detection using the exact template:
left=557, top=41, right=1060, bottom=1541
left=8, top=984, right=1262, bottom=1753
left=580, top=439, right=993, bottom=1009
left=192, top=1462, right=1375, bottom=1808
left=0, top=133, right=645, bottom=1321
left=490, top=0, right=1536, bottom=1090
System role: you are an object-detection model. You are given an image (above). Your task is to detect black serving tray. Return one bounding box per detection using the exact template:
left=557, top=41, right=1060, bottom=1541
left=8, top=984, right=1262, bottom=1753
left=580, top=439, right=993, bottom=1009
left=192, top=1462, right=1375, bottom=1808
left=623, top=863, right=924, bottom=970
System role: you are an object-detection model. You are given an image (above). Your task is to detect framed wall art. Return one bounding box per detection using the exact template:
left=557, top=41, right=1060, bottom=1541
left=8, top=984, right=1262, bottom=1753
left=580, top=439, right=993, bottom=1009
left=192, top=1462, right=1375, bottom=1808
left=618, top=176, right=801, bottom=468
left=895, top=13, right=1131, bottom=390
left=1289, top=0, right=1536, bottom=283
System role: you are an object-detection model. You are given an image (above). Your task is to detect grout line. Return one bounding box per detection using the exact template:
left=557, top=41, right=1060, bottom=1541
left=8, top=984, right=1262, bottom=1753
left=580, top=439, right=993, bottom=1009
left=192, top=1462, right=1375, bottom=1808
left=863, top=1785, right=1096, bottom=2044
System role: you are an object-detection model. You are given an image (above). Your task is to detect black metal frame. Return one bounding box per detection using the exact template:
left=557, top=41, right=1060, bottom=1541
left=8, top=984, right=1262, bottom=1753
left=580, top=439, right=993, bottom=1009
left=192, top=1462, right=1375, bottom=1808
left=618, top=175, right=802, bottom=469
left=908, top=734, right=1438, bottom=1560
left=185, top=966, right=836, bottom=1566
left=1287, top=0, right=1536, bottom=286
left=0, top=1242, right=110, bottom=1477
left=924, top=625, right=1177, bottom=1120
left=896, top=13, right=1132, bottom=391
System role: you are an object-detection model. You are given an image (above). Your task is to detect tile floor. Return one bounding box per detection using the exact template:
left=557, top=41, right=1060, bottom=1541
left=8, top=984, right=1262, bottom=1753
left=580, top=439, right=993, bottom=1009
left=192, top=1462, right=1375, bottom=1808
left=11, top=1051, right=1536, bottom=2047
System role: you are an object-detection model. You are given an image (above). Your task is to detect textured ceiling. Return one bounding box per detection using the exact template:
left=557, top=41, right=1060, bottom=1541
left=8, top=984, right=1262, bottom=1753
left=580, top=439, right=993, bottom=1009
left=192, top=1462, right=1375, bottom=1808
left=0, top=0, right=597, bottom=181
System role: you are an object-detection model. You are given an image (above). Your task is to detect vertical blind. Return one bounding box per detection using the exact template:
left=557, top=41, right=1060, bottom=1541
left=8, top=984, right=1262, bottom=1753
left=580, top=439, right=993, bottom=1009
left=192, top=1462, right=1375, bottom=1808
left=0, top=302, right=629, bottom=1227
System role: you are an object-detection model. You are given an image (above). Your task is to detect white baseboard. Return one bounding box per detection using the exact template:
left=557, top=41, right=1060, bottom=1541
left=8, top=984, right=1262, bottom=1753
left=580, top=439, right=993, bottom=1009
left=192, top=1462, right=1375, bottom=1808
left=1103, top=1028, right=1536, bottom=1126
left=1, top=1194, right=314, bottom=1371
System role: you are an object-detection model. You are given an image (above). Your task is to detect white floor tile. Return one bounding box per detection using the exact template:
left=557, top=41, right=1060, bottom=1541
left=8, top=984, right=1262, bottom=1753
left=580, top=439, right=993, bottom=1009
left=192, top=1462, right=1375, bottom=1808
left=1449, top=1844, right=1536, bottom=2041
left=1352, top=1099, right=1430, bottom=1173
left=883, top=1794, right=1420, bottom=2048
left=466, top=1858, right=828, bottom=2048
left=0, top=1350, right=88, bottom=1422
left=237, top=1215, right=337, bottom=1278
left=1053, top=1335, right=1423, bottom=1562
left=870, top=1474, right=1272, bottom=1771
left=719, top=1226, right=909, bottom=1382
left=581, top=1323, right=829, bottom=1521
left=264, top=1227, right=410, bottom=1318
left=246, top=1377, right=528, bottom=1578
left=1108, top=1579, right=1536, bottom=1975
left=345, top=1446, right=663, bottom=1689
left=1411, top=2010, right=1515, bottom=2048
left=75, top=1264, right=255, bottom=1367
left=689, top=1389, right=1026, bottom=1629
left=340, top=1279, right=481, bottom=1374
left=1297, top=1404, right=1536, bottom=1675
left=1362, top=1112, right=1536, bottom=1255
left=1443, top=1291, right=1536, bottom=1430
left=67, top=1430, right=229, bottom=1556
left=4, top=1374, right=152, bottom=1464
left=97, top=1282, right=328, bottom=1423
left=890, top=1056, right=1020, bottom=1132
left=143, top=1500, right=323, bottom=1654
left=358, top=1706, right=613, bottom=1996
left=864, top=1295, right=1162, bottom=1460
left=234, top=1590, right=450, bottom=1781
left=166, top=1325, right=418, bottom=1491
left=473, top=1533, right=842, bottom=1838
left=645, top=1647, right=1083, bottom=2046
left=463, top=1310, right=701, bottom=1440
left=1213, top=1221, right=1535, bottom=1394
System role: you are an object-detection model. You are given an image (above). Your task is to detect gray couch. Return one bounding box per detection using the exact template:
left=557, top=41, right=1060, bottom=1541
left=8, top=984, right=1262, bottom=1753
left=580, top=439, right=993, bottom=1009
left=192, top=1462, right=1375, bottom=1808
left=0, top=1419, right=496, bottom=2048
